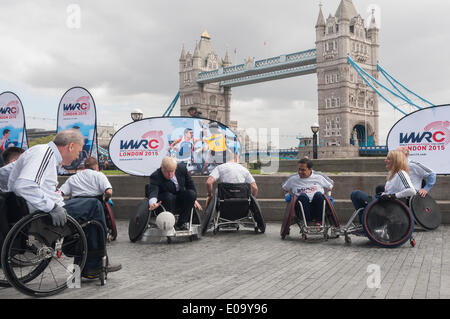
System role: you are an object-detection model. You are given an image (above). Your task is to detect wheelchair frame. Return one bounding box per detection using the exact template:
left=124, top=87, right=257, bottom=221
left=140, top=204, right=201, bottom=244
left=281, top=193, right=339, bottom=241
left=341, top=198, right=416, bottom=248
left=1, top=196, right=109, bottom=297
left=202, top=186, right=265, bottom=235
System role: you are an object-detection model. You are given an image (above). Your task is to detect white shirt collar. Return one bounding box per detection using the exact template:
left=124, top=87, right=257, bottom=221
left=48, top=141, right=62, bottom=165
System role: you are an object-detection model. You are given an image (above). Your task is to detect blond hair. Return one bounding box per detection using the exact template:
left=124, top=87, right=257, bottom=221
left=396, top=146, right=410, bottom=158
left=161, top=156, right=177, bottom=171
left=386, top=150, right=409, bottom=181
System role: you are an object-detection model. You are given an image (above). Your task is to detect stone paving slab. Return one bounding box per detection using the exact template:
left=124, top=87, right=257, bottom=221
left=1, top=221, right=449, bottom=299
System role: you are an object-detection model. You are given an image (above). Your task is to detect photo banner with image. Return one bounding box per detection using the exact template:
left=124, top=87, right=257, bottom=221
left=57, top=87, right=98, bottom=171
left=0, top=91, right=28, bottom=151
left=109, top=116, right=241, bottom=176
left=387, top=104, right=450, bottom=174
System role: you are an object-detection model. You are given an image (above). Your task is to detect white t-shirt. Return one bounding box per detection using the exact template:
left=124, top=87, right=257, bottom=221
left=408, top=159, right=434, bottom=191
left=209, top=162, right=255, bottom=184
left=8, top=142, right=64, bottom=212
left=282, top=172, right=333, bottom=201
left=384, top=170, right=416, bottom=198
left=60, top=169, right=112, bottom=198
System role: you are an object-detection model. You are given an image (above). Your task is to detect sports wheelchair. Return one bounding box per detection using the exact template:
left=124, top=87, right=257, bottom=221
left=0, top=192, right=108, bottom=297
left=280, top=193, right=340, bottom=241
left=128, top=185, right=202, bottom=243
left=201, top=183, right=266, bottom=235
left=342, top=196, right=416, bottom=248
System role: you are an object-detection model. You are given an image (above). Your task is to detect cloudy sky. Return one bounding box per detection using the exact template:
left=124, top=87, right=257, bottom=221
left=0, top=0, right=449, bottom=148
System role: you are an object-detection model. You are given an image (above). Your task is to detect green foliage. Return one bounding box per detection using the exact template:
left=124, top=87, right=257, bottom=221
left=28, top=135, right=55, bottom=147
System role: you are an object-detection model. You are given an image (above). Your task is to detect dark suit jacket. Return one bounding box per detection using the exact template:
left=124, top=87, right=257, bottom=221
left=148, top=164, right=196, bottom=200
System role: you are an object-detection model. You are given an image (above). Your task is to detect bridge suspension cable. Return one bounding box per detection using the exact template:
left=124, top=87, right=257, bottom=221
left=162, top=91, right=180, bottom=117
left=347, top=56, right=434, bottom=116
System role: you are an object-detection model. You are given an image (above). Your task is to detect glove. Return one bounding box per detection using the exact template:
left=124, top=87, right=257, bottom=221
left=108, top=199, right=114, bottom=206
left=49, top=205, right=67, bottom=227
left=379, top=193, right=396, bottom=201
left=284, top=194, right=292, bottom=203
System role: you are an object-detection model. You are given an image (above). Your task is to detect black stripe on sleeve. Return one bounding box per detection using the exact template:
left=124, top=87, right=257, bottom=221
left=35, top=148, right=53, bottom=184
left=398, top=171, right=412, bottom=189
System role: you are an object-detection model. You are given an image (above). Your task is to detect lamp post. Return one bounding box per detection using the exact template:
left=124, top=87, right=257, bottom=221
left=131, top=108, right=143, bottom=122
left=311, top=123, right=319, bottom=159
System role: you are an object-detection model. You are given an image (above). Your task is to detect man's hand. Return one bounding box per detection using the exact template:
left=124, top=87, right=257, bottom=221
left=194, top=200, right=203, bottom=211
left=49, top=205, right=67, bottom=227
left=149, top=201, right=162, bottom=211
left=418, top=188, right=428, bottom=198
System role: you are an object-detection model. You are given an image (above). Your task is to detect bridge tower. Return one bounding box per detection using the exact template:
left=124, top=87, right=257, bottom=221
left=179, top=30, right=235, bottom=128
left=315, top=0, right=379, bottom=158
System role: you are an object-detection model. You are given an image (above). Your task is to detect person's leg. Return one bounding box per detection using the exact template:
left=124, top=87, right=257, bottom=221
left=350, top=190, right=370, bottom=211
left=296, top=194, right=312, bottom=223
left=175, top=189, right=196, bottom=225
left=158, top=192, right=177, bottom=213
left=64, top=198, right=107, bottom=270
left=311, top=192, right=325, bottom=223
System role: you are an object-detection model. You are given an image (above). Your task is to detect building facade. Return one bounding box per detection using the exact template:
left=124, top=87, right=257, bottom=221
left=314, top=0, right=379, bottom=158
left=179, top=30, right=237, bottom=130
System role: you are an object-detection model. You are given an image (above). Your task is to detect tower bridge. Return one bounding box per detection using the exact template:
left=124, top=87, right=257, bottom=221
left=179, top=0, right=380, bottom=158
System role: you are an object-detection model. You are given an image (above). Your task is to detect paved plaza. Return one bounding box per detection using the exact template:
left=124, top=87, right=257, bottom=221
left=1, top=221, right=450, bottom=299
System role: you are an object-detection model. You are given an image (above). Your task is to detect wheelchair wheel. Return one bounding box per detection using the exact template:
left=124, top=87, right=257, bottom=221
left=201, top=193, right=217, bottom=235
left=280, top=195, right=297, bottom=239
left=250, top=195, right=265, bottom=234
left=129, top=199, right=151, bottom=242
left=192, top=207, right=202, bottom=225
left=409, top=194, right=441, bottom=231
left=104, top=200, right=118, bottom=241
left=324, top=195, right=340, bottom=228
left=363, top=199, right=414, bottom=248
left=1, top=212, right=88, bottom=297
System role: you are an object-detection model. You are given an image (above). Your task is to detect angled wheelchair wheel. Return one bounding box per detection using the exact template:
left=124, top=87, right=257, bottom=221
left=104, top=200, right=118, bottom=241
left=280, top=195, right=297, bottom=240
left=324, top=195, right=340, bottom=228
left=409, top=194, right=441, bottom=231
left=363, top=199, right=414, bottom=248
left=192, top=207, right=202, bottom=225
left=250, top=195, right=265, bottom=233
left=1, top=212, right=88, bottom=297
left=129, top=199, right=150, bottom=242
left=201, top=194, right=217, bottom=235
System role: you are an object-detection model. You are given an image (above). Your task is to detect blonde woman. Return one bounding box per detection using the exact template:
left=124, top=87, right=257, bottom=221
left=351, top=150, right=416, bottom=211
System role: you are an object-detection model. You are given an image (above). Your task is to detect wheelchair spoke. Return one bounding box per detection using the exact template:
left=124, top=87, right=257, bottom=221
left=51, top=256, right=73, bottom=274
left=38, top=270, right=44, bottom=290
left=47, top=264, right=59, bottom=288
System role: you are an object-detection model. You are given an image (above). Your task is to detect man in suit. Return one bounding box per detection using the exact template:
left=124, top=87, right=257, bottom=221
left=148, top=156, right=201, bottom=230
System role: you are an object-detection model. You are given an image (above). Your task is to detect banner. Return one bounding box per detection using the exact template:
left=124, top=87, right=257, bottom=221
left=109, top=116, right=241, bottom=176
left=57, top=87, right=98, bottom=171
left=387, top=104, right=450, bottom=174
left=0, top=91, right=28, bottom=151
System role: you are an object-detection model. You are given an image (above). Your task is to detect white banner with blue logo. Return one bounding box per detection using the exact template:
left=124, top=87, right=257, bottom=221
left=57, top=87, right=98, bottom=172
left=387, top=104, right=450, bottom=174
left=0, top=91, right=28, bottom=152
left=109, top=116, right=240, bottom=176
